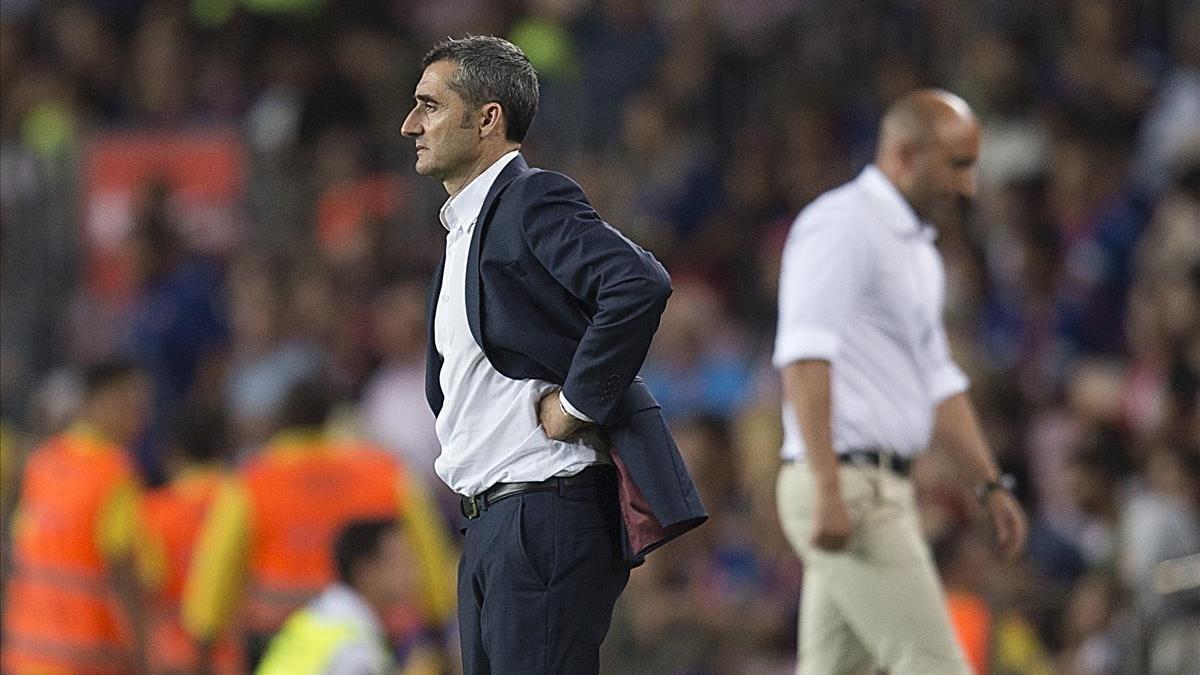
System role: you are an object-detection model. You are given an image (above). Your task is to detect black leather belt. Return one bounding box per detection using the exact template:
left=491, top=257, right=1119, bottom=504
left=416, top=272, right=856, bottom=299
left=839, top=449, right=912, bottom=477
left=783, top=449, right=913, bottom=477
left=459, top=465, right=604, bottom=519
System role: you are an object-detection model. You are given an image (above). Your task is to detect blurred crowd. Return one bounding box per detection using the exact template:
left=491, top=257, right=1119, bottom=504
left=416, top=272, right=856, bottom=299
left=2, top=0, right=1199, bottom=673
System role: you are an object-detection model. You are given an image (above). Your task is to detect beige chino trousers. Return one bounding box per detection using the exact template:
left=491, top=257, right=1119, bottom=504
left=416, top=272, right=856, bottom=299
left=777, top=460, right=971, bottom=675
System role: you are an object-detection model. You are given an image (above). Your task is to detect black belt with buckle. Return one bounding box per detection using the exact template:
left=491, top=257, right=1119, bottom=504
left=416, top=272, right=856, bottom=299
left=839, top=449, right=912, bottom=477
left=459, top=465, right=604, bottom=519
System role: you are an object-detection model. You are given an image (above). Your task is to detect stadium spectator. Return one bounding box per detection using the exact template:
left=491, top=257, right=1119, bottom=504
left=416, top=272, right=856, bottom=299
left=181, top=378, right=455, bottom=670
left=256, top=518, right=441, bottom=675
left=124, top=180, right=229, bottom=485
left=935, top=530, right=996, bottom=675
left=139, top=406, right=242, bottom=674
left=2, top=359, right=151, bottom=674
left=358, top=278, right=449, bottom=514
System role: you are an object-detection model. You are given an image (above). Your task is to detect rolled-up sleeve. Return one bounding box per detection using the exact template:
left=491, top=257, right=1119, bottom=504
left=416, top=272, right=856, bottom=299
left=924, top=287, right=970, bottom=403
left=772, top=206, right=872, bottom=368
left=927, top=360, right=970, bottom=403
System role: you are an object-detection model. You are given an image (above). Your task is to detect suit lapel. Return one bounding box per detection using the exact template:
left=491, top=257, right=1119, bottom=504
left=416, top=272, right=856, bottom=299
left=465, top=153, right=530, bottom=349
left=427, top=252, right=446, bottom=345
left=425, top=252, right=447, bottom=414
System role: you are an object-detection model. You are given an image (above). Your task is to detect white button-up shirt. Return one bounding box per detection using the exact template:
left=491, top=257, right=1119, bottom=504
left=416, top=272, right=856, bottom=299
left=433, top=151, right=602, bottom=496
left=773, top=165, right=969, bottom=461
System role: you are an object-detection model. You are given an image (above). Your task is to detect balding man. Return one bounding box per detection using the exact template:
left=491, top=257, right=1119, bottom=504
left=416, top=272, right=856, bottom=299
left=773, top=89, right=1028, bottom=674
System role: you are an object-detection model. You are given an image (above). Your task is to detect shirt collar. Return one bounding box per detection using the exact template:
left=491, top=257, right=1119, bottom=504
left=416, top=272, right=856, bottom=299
left=857, top=165, right=925, bottom=237
left=439, top=150, right=521, bottom=234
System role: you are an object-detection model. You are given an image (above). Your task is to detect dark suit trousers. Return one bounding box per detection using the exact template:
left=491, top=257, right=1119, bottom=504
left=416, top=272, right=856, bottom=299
left=457, top=467, right=630, bottom=674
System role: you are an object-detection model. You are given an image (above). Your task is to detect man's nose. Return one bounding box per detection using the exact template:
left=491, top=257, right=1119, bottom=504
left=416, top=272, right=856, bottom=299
left=401, top=111, right=420, bottom=137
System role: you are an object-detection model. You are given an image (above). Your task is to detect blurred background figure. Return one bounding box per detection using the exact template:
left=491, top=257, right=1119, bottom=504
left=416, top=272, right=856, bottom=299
left=358, top=279, right=444, bottom=500
left=256, top=518, right=441, bottom=675
left=123, top=179, right=229, bottom=485
left=181, top=379, right=456, bottom=671
left=935, top=530, right=997, bottom=675
left=1, top=0, right=1198, bottom=672
left=772, top=90, right=1026, bottom=675
left=223, top=254, right=329, bottom=455
left=2, top=360, right=151, bottom=674
left=140, top=405, right=242, bottom=674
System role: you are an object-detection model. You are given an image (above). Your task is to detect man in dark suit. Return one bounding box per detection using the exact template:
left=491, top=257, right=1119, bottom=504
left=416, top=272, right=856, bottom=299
left=401, top=36, right=705, bottom=674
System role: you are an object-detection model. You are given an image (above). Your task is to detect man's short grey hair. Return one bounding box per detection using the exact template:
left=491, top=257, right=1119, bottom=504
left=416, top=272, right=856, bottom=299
left=423, top=35, right=540, bottom=143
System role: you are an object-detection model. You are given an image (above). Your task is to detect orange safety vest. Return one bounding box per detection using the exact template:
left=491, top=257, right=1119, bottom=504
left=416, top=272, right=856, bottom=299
left=241, top=438, right=405, bottom=634
left=947, top=589, right=992, bottom=675
left=140, top=469, right=242, bottom=675
left=2, top=430, right=137, bottom=675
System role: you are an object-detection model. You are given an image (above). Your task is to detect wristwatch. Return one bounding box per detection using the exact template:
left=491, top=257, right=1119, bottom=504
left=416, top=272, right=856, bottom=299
left=974, top=473, right=1016, bottom=505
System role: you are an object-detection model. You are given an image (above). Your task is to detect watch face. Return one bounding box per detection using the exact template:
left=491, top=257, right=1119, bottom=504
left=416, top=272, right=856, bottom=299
left=976, top=474, right=1015, bottom=503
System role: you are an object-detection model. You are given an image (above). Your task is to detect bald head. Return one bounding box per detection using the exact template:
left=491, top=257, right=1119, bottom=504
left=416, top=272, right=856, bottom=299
left=875, top=89, right=981, bottom=225
left=879, top=89, right=977, bottom=153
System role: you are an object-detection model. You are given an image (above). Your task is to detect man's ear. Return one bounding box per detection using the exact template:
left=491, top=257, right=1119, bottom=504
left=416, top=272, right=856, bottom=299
left=895, top=139, right=926, bottom=181
left=479, top=102, right=504, bottom=139
left=897, top=139, right=919, bottom=170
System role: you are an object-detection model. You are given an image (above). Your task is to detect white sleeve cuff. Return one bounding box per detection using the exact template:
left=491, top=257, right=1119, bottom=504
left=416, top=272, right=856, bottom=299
left=928, top=364, right=970, bottom=403
left=772, top=327, right=840, bottom=368
left=558, top=391, right=594, bottom=423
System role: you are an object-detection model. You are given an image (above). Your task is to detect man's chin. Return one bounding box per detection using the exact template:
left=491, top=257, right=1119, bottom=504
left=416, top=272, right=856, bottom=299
left=934, top=196, right=974, bottom=228
left=921, top=197, right=972, bottom=229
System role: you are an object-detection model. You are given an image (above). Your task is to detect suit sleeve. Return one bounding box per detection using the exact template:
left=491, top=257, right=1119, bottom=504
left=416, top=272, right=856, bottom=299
left=514, top=171, right=672, bottom=424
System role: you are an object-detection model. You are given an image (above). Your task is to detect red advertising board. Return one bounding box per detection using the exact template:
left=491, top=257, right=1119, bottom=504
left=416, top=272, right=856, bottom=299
left=81, top=129, right=246, bottom=298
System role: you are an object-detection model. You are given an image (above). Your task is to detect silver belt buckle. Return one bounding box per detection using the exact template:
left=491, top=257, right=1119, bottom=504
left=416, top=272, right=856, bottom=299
left=460, top=494, right=481, bottom=519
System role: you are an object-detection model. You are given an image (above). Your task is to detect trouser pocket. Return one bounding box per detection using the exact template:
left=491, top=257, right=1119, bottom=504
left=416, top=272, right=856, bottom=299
left=514, top=494, right=557, bottom=588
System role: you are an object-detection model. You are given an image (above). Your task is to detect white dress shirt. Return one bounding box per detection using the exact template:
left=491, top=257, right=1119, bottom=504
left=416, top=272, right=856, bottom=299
left=433, top=151, right=602, bottom=496
left=773, top=165, right=969, bottom=461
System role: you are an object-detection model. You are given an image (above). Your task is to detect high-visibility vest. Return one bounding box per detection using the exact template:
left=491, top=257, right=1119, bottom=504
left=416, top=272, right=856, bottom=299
left=241, top=439, right=403, bottom=634
left=255, top=608, right=391, bottom=675
left=947, top=589, right=992, bottom=675
left=141, top=469, right=242, bottom=674
left=2, top=430, right=136, bottom=674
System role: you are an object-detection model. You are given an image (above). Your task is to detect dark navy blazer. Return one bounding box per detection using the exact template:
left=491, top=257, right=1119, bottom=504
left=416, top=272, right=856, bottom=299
left=424, top=154, right=706, bottom=565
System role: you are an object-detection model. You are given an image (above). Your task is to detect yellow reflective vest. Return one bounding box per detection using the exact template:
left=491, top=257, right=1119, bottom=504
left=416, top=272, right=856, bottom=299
left=255, top=587, right=392, bottom=675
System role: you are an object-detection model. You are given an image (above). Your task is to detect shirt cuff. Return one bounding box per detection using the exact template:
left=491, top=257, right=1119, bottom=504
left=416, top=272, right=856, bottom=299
left=772, top=327, right=840, bottom=368
left=928, top=364, right=970, bottom=403
left=558, top=392, right=594, bottom=423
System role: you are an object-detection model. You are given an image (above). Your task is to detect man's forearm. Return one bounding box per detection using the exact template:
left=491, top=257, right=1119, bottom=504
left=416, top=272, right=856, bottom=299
left=933, top=392, right=1001, bottom=485
left=935, top=392, right=1029, bottom=562
left=782, top=360, right=840, bottom=494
